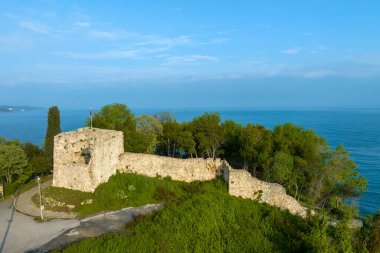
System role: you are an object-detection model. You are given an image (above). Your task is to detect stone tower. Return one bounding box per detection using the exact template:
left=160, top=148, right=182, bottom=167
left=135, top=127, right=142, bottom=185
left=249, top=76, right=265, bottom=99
left=52, top=127, right=124, bottom=192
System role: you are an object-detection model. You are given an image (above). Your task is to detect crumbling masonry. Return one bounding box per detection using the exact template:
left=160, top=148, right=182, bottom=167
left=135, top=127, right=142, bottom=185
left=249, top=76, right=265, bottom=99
left=53, top=127, right=310, bottom=217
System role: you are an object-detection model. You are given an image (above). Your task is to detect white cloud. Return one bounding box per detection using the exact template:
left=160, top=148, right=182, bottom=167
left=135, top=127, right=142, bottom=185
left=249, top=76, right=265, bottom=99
left=281, top=47, right=302, bottom=54
left=19, top=20, right=50, bottom=34
left=255, top=24, right=272, bottom=29
left=198, top=37, right=230, bottom=45
left=163, top=55, right=219, bottom=65
left=136, top=35, right=192, bottom=47
left=75, top=22, right=92, bottom=27
left=301, top=69, right=337, bottom=78
left=0, top=35, right=33, bottom=51
left=88, top=30, right=125, bottom=40
left=55, top=50, right=139, bottom=59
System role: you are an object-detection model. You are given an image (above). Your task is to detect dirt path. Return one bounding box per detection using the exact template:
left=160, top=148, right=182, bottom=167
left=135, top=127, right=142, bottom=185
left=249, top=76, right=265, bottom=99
left=14, top=180, right=76, bottom=219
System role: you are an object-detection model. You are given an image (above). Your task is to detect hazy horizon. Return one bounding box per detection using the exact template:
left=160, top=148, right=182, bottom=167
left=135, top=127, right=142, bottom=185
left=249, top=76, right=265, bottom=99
left=1, top=1, right=379, bottom=109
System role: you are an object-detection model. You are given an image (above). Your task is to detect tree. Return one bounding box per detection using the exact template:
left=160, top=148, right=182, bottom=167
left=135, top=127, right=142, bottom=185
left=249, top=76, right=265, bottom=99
left=272, top=123, right=366, bottom=209
left=273, top=123, right=325, bottom=203
left=135, top=115, right=163, bottom=153
left=154, top=111, right=176, bottom=123
left=265, top=151, right=293, bottom=184
left=44, top=106, right=61, bottom=162
left=191, top=113, right=224, bottom=159
left=156, top=121, right=196, bottom=158
left=23, top=142, right=51, bottom=175
left=239, top=124, right=273, bottom=176
left=89, top=103, right=139, bottom=151
left=222, top=120, right=244, bottom=164
left=0, top=144, right=28, bottom=183
left=315, top=145, right=366, bottom=211
left=176, top=129, right=196, bottom=158
left=89, top=103, right=135, bottom=132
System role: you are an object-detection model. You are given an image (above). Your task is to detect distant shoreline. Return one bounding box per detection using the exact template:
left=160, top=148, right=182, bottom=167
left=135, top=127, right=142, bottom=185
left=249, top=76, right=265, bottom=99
left=0, top=105, right=44, bottom=112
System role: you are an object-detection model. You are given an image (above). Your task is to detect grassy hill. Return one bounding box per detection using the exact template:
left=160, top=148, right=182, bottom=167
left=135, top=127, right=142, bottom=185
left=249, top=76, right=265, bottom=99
left=46, top=172, right=369, bottom=253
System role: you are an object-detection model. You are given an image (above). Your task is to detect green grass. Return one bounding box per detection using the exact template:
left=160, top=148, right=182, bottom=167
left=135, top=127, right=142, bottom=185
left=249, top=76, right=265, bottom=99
left=34, top=172, right=193, bottom=215
left=32, top=185, right=92, bottom=213
left=59, top=180, right=310, bottom=253
left=40, top=172, right=368, bottom=252
left=2, top=174, right=52, bottom=200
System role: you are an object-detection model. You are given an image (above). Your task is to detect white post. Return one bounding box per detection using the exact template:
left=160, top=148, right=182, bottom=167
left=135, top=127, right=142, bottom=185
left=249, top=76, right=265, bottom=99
left=37, top=177, right=44, bottom=220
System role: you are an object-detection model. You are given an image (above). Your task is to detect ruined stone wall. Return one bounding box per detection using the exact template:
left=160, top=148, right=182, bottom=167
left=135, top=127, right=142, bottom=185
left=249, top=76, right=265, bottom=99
left=118, top=152, right=224, bottom=182
left=52, top=127, right=312, bottom=217
left=117, top=153, right=310, bottom=217
left=226, top=166, right=310, bottom=217
left=53, top=127, right=124, bottom=192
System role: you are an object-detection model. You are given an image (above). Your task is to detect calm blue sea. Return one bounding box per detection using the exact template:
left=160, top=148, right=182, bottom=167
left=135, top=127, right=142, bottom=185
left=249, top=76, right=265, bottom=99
left=0, top=109, right=379, bottom=215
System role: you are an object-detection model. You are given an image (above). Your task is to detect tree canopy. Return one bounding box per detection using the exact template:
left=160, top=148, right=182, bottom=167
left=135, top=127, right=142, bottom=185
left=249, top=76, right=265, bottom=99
left=87, top=103, right=366, bottom=218
left=44, top=106, right=61, bottom=162
left=0, top=144, right=28, bottom=183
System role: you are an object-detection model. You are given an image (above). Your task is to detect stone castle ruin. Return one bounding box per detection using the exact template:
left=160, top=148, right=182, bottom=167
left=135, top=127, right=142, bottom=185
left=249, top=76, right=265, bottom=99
left=53, top=128, right=123, bottom=192
left=53, top=127, right=310, bottom=217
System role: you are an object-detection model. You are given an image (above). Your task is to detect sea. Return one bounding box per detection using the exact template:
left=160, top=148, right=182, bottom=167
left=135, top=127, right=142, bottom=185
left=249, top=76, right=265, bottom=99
left=0, top=108, right=379, bottom=216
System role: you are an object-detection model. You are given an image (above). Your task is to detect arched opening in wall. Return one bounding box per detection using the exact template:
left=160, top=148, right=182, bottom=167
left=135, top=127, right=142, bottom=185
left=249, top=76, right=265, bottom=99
left=81, top=148, right=91, bottom=164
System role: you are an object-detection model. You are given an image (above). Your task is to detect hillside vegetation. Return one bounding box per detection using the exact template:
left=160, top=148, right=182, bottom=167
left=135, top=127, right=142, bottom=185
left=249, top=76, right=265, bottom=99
left=58, top=173, right=370, bottom=253
left=88, top=103, right=366, bottom=219
left=33, top=172, right=190, bottom=215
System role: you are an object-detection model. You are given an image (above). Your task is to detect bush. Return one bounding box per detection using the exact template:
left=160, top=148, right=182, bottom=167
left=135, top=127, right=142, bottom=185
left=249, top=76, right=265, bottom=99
left=61, top=182, right=309, bottom=253
left=155, top=186, right=177, bottom=202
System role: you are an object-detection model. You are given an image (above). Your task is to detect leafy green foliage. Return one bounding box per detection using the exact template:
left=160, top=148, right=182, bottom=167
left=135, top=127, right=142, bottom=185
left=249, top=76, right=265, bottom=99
left=135, top=114, right=163, bottom=153
left=305, top=216, right=330, bottom=253
left=0, top=144, right=28, bottom=183
left=44, top=106, right=61, bottom=161
left=157, top=121, right=196, bottom=157
left=89, top=103, right=135, bottom=131
left=368, top=211, right=380, bottom=253
left=260, top=123, right=367, bottom=216
left=239, top=124, right=273, bottom=176
left=0, top=137, right=52, bottom=195
left=221, top=120, right=243, bottom=164
left=59, top=174, right=368, bottom=253
left=191, top=112, right=224, bottom=159
left=89, top=104, right=365, bottom=218
left=23, top=142, right=51, bottom=175
left=89, top=104, right=164, bottom=153
left=264, top=151, right=294, bottom=188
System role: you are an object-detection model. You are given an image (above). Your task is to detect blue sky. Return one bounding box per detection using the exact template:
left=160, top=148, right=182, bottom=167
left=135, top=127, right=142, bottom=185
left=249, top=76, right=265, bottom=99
left=0, top=0, right=380, bottom=109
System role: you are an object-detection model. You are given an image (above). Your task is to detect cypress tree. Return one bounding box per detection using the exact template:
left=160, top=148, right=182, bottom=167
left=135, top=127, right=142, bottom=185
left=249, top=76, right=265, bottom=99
left=44, top=106, right=61, bottom=162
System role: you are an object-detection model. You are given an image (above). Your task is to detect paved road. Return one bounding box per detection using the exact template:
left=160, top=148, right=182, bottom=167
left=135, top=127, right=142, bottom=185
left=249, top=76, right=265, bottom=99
left=1, top=180, right=163, bottom=253
left=0, top=199, right=79, bottom=253
left=35, top=203, right=163, bottom=252
left=1, top=197, right=162, bottom=253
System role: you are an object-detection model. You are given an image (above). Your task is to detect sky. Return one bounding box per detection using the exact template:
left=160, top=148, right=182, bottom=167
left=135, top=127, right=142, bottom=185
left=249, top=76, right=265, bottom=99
left=0, top=0, right=380, bottom=110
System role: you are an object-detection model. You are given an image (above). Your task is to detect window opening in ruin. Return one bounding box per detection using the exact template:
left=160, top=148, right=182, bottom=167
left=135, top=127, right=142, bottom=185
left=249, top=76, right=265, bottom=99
left=81, top=148, right=91, bottom=164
